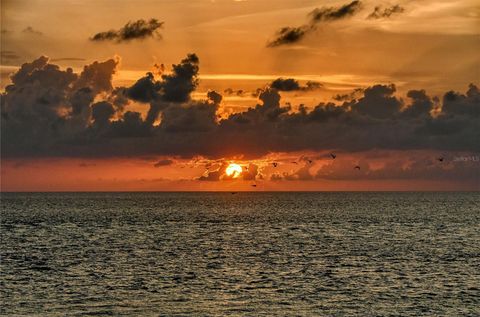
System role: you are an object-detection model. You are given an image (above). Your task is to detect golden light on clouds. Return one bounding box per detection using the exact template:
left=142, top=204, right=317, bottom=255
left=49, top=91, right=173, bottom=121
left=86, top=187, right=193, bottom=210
left=225, top=163, right=242, bottom=178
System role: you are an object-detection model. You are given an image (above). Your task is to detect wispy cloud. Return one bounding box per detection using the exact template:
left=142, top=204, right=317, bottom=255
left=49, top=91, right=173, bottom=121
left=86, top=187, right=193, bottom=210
left=268, top=1, right=363, bottom=47
left=91, top=19, right=164, bottom=42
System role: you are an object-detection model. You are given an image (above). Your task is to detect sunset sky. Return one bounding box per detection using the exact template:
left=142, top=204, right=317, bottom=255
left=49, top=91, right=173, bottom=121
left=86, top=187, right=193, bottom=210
left=1, top=0, right=479, bottom=191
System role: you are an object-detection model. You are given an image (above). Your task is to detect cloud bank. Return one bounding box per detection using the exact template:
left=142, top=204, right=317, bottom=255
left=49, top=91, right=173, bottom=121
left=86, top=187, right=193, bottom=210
left=1, top=55, right=479, bottom=162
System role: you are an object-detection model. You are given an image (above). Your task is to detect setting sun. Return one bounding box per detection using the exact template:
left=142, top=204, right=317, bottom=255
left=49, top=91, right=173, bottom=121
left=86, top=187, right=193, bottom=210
left=225, top=163, right=242, bottom=178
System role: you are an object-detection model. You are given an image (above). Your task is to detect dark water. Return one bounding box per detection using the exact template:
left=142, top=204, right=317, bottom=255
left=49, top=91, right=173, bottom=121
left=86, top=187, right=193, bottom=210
left=1, top=192, right=479, bottom=316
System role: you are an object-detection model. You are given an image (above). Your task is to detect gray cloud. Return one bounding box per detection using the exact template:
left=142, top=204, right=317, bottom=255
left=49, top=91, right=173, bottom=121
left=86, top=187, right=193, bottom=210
left=91, top=19, right=164, bottom=42
left=267, top=26, right=309, bottom=47
left=270, top=78, right=322, bottom=91
left=1, top=55, right=479, bottom=163
left=367, top=5, right=404, bottom=19
left=268, top=1, right=363, bottom=47
left=309, top=0, right=362, bottom=23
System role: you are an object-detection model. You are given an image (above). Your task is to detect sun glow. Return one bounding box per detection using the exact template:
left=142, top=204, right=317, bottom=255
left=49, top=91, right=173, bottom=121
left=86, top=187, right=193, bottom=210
left=225, top=163, right=242, bottom=178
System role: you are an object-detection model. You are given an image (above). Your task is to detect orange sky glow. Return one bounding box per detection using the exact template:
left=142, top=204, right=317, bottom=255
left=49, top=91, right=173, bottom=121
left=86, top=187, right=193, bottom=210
left=1, top=0, right=478, bottom=191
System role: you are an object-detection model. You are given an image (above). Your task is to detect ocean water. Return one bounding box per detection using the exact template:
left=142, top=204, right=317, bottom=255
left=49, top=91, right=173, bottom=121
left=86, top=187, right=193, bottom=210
left=1, top=192, right=479, bottom=316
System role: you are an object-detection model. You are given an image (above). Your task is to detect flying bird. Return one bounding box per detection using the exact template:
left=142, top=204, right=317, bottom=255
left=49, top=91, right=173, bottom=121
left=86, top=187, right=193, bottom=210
left=354, top=165, right=361, bottom=170
left=272, top=162, right=278, bottom=167
left=330, top=153, right=336, bottom=159
left=307, top=159, right=313, bottom=164
left=251, top=184, right=257, bottom=187
left=291, top=161, right=298, bottom=164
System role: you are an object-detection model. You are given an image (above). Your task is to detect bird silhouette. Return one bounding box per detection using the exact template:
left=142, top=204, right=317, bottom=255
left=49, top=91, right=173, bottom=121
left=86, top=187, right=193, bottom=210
left=330, top=153, right=336, bottom=159
left=272, top=162, right=278, bottom=167
left=251, top=184, right=257, bottom=187
left=292, top=161, right=298, bottom=164
left=437, top=157, right=444, bottom=162
left=307, top=159, right=313, bottom=164
left=354, top=165, right=361, bottom=170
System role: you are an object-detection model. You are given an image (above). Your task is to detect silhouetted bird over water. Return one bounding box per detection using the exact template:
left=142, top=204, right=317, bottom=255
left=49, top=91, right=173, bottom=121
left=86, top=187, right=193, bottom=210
left=354, top=165, right=361, bottom=170
left=272, top=162, right=278, bottom=167
left=330, top=153, right=336, bottom=159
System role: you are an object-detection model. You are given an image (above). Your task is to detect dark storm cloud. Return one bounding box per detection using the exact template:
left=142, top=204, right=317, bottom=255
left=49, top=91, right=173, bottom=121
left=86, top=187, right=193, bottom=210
left=125, top=54, right=199, bottom=104
left=350, top=84, right=401, bottom=118
left=367, top=5, right=404, bottom=19
left=2, top=55, right=479, bottom=162
left=91, top=101, right=115, bottom=128
left=268, top=1, right=363, bottom=47
left=123, top=54, right=200, bottom=126
left=74, top=58, right=119, bottom=94
left=161, top=54, right=199, bottom=103
left=401, top=90, right=433, bottom=118
left=270, top=78, right=322, bottom=91
left=91, top=19, right=164, bottom=42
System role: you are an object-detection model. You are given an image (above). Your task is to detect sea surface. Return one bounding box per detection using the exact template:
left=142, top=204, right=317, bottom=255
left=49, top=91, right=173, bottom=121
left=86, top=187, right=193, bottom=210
left=1, top=192, right=479, bottom=316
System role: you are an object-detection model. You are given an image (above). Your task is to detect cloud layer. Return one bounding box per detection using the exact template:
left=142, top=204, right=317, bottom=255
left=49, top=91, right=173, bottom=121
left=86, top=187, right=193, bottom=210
left=1, top=55, right=479, bottom=162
